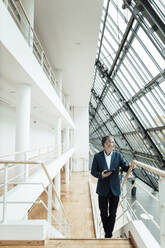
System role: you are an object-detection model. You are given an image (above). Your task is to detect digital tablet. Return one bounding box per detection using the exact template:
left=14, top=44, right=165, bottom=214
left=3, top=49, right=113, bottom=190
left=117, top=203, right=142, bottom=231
left=104, top=169, right=115, bottom=174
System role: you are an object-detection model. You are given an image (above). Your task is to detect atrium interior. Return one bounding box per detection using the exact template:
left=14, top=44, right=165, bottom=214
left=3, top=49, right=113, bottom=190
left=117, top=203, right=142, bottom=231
left=0, top=0, right=165, bottom=248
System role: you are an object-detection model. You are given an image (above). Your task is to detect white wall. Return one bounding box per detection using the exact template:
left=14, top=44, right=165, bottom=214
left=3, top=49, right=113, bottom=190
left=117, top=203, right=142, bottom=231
left=72, top=106, right=89, bottom=171
left=0, top=104, right=55, bottom=157
left=30, top=121, right=54, bottom=149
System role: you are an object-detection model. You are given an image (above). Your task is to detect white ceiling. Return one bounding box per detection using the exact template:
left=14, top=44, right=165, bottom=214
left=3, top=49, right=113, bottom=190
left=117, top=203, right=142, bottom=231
left=34, top=0, right=103, bottom=107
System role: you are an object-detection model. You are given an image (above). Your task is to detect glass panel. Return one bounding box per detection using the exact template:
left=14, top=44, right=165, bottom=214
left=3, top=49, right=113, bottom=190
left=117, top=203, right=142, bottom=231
left=89, top=0, right=165, bottom=190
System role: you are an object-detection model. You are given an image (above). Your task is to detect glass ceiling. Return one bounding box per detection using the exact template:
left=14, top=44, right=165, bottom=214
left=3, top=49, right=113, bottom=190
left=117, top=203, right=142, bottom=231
left=89, top=0, right=165, bottom=190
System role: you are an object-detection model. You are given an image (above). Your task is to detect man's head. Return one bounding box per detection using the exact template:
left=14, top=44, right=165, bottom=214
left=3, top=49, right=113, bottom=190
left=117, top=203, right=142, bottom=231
left=102, top=136, right=115, bottom=153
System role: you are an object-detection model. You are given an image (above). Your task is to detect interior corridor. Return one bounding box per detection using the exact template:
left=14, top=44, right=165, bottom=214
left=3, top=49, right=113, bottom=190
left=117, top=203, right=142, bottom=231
left=0, top=0, right=164, bottom=246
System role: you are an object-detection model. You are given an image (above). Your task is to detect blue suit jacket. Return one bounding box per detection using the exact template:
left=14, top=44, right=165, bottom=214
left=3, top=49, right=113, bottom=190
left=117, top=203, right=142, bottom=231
left=91, top=150, right=129, bottom=196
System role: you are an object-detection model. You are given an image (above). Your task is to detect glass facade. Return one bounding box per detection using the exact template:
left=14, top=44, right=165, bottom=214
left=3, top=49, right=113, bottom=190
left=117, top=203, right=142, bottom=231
left=89, top=0, right=165, bottom=190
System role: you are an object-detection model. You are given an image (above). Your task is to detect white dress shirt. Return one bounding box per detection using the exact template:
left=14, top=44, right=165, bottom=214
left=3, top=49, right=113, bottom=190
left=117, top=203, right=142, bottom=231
left=104, top=150, right=113, bottom=170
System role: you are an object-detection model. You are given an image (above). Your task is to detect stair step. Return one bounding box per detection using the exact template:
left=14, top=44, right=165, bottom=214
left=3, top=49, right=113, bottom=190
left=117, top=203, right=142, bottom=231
left=46, top=238, right=134, bottom=248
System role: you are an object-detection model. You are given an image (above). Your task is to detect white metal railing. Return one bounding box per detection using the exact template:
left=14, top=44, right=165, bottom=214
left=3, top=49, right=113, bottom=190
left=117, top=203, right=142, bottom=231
left=0, top=159, right=70, bottom=237
left=0, top=144, right=73, bottom=237
left=0, top=145, right=58, bottom=183
left=0, top=145, right=56, bottom=161
left=0, top=142, right=71, bottom=182
left=119, top=161, right=162, bottom=234
left=1, top=0, right=71, bottom=117
left=90, top=161, right=165, bottom=247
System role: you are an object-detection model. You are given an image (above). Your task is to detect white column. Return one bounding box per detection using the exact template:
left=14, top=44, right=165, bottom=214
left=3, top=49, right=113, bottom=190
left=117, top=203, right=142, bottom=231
left=64, top=127, right=70, bottom=184
left=72, top=107, right=89, bottom=171
left=159, top=177, right=165, bottom=248
left=15, top=83, right=31, bottom=180
left=54, top=117, right=61, bottom=209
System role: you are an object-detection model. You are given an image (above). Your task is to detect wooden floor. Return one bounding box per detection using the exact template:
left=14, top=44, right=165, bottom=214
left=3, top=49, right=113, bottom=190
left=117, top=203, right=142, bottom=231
left=60, top=171, right=95, bottom=238
left=0, top=238, right=134, bottom=248
left=47, top=238, right=134, bottom=248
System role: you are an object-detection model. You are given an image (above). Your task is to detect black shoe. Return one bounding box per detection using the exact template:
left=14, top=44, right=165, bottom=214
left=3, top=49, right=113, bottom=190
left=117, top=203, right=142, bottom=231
left=105, top=233, right=112, bottom=238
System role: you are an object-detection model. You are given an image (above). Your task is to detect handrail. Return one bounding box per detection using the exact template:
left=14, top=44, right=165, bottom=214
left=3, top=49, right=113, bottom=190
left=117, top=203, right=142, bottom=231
left=121, top=159, right=165, bottom=189
left=0, top=142, right=68, bottom=160
left=0, top=145, right=54, bottom=159
left=0, top=160, right=70, bottom=227
left=132, top=160, right=165, bottom=178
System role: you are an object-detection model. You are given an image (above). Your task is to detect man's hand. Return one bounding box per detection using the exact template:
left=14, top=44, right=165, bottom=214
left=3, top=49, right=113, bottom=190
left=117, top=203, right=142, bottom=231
left=102, top=170, right=112, bottom=178
left=129, top=162, right=135, bottom=169
left=128, top=162, right=135, bottom=175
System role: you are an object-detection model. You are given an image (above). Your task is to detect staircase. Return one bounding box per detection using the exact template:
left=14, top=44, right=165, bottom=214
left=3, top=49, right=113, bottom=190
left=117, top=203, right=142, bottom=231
left=46, top=238, right=134, bottom=248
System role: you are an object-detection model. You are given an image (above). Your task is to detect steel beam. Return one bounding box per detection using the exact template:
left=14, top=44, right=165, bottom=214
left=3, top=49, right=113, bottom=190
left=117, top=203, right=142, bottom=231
left=94, top=60, right=165, bottom=167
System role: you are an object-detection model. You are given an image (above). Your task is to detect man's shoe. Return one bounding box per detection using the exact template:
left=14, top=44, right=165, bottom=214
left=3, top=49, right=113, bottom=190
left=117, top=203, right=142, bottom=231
left=105, top=233, right=112, bottom=238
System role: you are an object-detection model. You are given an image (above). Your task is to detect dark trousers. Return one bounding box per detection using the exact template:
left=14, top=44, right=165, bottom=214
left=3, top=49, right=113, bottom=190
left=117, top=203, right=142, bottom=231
left=98, top=188, right=119, bottom=236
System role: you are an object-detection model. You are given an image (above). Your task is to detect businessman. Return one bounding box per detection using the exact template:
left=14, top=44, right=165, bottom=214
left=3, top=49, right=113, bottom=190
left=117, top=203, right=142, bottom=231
left=91, top=136, right=134, bottom=238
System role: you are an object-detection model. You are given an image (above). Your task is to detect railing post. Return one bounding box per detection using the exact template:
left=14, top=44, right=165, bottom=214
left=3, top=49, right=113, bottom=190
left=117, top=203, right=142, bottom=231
left=49, top=68, right=52, bottom=81
left=48, top=183, right=52, bottom=224
left=28, top=25, right=31, bottom=47
left=95, top=215, right=98, bottom=238
left=24, top=152, right=29, bottom=180
left=159, top=177, right=165, bottom=248
left=2, top=164, right=8, bottom=223
left=122, top=182, right=127, bottom=226
left=41, top=51, right=44, bottom=68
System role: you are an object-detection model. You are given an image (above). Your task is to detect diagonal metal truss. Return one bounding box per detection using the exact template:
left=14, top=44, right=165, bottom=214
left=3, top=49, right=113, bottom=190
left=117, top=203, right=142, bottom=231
left=89, top=0, right=165, bottom=190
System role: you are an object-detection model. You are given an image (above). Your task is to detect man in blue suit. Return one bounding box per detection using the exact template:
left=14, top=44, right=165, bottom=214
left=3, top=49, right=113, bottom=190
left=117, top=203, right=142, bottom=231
left=91, top=136, right=133, bottom=238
